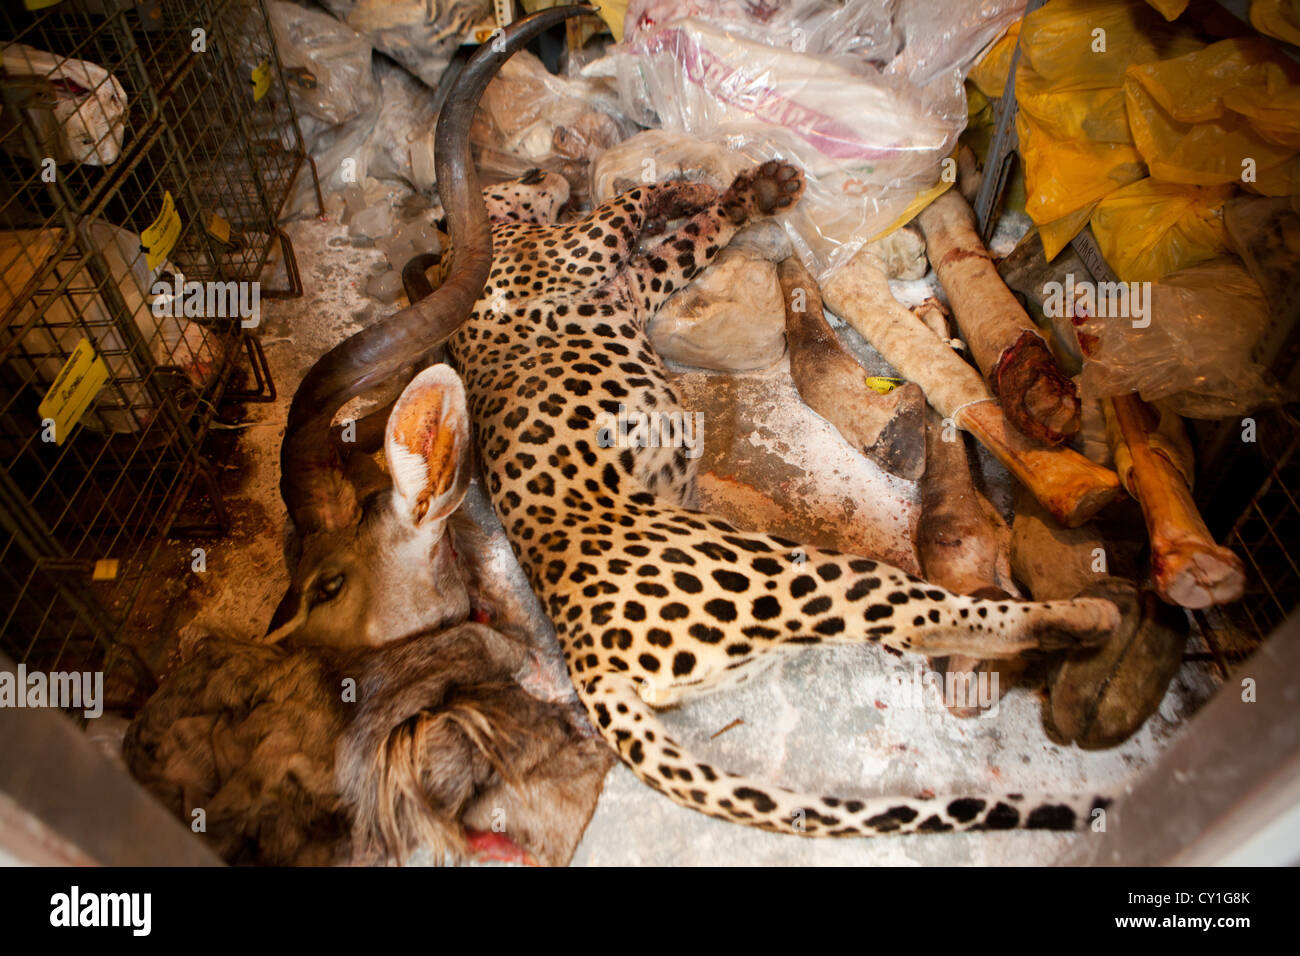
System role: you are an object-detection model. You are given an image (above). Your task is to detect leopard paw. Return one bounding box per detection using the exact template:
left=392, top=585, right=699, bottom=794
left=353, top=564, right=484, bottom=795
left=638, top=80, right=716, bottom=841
left=721, top=160, right=805, bottom=224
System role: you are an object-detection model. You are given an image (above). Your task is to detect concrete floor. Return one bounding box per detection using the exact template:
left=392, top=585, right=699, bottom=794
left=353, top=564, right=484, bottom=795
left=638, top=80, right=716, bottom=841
left=143, top=190, right=1222, bottom=866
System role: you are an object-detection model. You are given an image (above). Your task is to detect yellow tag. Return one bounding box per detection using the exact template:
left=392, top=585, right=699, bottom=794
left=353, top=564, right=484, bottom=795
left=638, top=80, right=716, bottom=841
left=594, top=1, right=625, bottom=43
left=92, top=559, right=119, bottom=581
left=206, top=212, right=231, bottom=244
left=38, top=338, right=109, bottom=445
left=864, top=376, right=903, bottom=395
left=140, top=191, right=181, bottom=271
left=24, top=0, right=64, bottom=9
left=251, top=60, right=272, bottom=101
left=474, top=27, right=495, bottom=43
left=865, top=148, right=958, bottom=245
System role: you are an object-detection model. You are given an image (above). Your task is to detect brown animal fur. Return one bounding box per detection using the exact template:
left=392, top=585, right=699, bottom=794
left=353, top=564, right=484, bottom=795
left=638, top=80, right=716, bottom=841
left=125, top=625, right=611, bottom=866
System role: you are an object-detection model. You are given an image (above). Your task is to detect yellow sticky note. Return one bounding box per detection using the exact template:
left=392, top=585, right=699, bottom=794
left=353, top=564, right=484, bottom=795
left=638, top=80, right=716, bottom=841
left=141, top=191, right=181, bottom=270
left=38, top=338, right=109, bottom=445
left=251, top=60, right=271, bottom=102
left=864, top=376, right=903, bottom=395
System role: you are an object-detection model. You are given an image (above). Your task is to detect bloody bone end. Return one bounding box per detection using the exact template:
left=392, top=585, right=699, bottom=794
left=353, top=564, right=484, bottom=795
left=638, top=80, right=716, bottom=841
left=1109, top=394, right=1246, bottom=609
left=993, top=330, right=1082, bottom=447
left=918, top=191, right=1081, bottom=447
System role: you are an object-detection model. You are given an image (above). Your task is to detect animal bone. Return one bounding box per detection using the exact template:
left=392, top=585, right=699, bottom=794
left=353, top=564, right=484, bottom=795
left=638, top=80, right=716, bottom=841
left=1106, top=394, right=1245, bottom=609
left=779, top=256, right=926, bottom=480
left=822, top=247, right=1121, bottom=528
left=1011, top=490, right=1189, bottom=749
left=917, top=190, right=1082, bottom=447
left=913, top=305, right=1023, bottom=716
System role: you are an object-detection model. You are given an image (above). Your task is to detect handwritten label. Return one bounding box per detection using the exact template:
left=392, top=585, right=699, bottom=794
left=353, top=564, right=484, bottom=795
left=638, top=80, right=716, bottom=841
left=38, top=338, right=109, bottom=444
left=140, top=191, right=181, bottom=270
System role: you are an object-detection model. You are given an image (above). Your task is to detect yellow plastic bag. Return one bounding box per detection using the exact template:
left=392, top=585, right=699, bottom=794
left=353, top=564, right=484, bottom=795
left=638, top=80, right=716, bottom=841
left=1124, top=38, right=1300, bottom=189
left=1013, top=0, right=1201, bottom=255
left=1247, top=153, right=1299, bottom=198
left=1017, top=0, right=1201, bottom=144
left=522, top=0, right=626, bottom=42
left=1018, top=111, right=1147, bottom=259
left=1251, top=0, right=1300, bottom=46
left=1090, top=179, right=1233, bottom=282
left=1018, top=0, right=1199, bottom=89
left=970, top=20, right=1020, bottom=100
left=1145, top=0, right=1189, bottom=18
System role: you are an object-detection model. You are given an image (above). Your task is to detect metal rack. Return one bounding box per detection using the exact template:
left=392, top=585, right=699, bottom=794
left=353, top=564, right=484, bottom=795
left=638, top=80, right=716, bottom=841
left=0, top=0, right=313, bottom=707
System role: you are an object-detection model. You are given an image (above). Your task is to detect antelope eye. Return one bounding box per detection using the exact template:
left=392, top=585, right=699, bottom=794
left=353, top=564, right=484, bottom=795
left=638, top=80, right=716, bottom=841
left=314, top=573, right=345, bottom=603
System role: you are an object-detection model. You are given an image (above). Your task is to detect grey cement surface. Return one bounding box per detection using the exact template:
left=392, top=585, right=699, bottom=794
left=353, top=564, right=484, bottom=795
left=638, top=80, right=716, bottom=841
left=155, top=192, right=1221, bottom=866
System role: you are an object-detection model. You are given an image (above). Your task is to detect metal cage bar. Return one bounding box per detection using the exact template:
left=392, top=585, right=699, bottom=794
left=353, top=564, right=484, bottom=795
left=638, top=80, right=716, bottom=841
left=1, top=0, right=302, bottom=708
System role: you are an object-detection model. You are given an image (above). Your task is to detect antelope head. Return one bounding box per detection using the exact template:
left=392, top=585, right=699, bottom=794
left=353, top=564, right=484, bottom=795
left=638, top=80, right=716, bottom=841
left=270, top=6, right=595, bottom=648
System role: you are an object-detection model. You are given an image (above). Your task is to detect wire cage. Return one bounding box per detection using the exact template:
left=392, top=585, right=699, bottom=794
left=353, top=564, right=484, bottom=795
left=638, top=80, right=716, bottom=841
left=0, top=0, right=313, bottom=708
left=1193, top=412, right=1300, bottom=674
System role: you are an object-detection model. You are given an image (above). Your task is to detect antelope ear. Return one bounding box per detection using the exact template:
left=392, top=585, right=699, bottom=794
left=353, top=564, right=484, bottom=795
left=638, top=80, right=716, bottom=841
left=385, top=364, right=472, bottom=530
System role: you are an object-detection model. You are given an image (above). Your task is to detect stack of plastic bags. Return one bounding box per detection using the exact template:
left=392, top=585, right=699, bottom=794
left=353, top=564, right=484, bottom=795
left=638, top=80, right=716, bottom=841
left=973, top=0, right=1300, bottom=282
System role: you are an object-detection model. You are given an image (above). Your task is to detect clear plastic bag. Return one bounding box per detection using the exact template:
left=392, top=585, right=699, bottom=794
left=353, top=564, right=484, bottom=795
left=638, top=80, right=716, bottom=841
left=590, top=129, right=749, bottom=202
left=617, top=16, right=964, bottom=275
left=0, top=43, right=127, bottom=166
left=262, top=1, right=380, bottom=215
left=316, top=0, right=487, bottom=88
left=266, top=1, right=377, bottom=127
left=885, top=0, right=1028, bottom=89
left=1225, top=195, right=1300, bottom=369
left=623, top=0, right=899, bottom=64
left=365, top=57, right=439, bottom=195
left=1073, top=258, right=1284, bottom=419
left=472, top=50, right=637, bottom=205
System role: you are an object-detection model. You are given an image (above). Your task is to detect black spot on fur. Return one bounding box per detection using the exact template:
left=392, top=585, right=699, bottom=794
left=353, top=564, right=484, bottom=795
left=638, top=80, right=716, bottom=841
left=661, top=602, right=689, bottom=621
left=734, top=787, right=777, bottom=814
left=673, top=571, right=703, bottom=594
left=712, top=570, right=750, bottom=593
left=703, top=598, right=738, bottom=622
left=1026, top=805, right=1076, bottom=830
